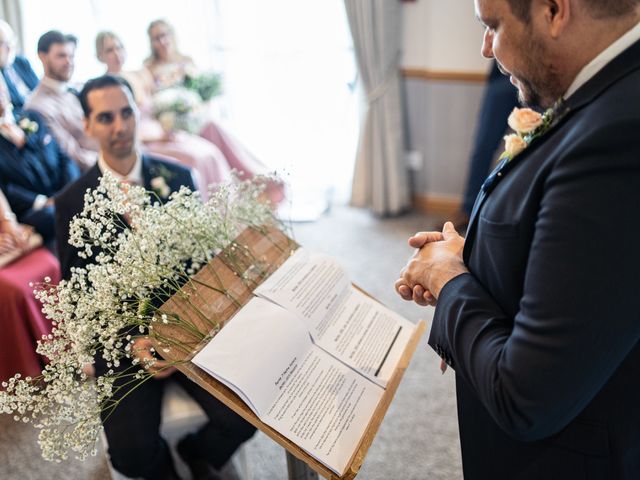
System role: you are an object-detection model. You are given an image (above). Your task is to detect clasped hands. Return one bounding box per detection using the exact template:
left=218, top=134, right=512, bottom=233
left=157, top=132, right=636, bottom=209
left=0, top=102, right=26, bottom=149
left=395, top=222, right=467, bottom=306
left=0, top=221, right=33, bottom=255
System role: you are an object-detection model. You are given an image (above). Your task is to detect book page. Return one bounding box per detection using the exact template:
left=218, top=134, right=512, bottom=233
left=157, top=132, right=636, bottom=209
left=192, top=297, right=311, bottom=416
left=314, top=287, right=415, bottom=386
left=264, top=345, right=383, bottom=476
left=254, top=248, right=415, bottom=386
left=192, top=296, right=384, bottom=476
left=254, top=248, right=351, bottom=327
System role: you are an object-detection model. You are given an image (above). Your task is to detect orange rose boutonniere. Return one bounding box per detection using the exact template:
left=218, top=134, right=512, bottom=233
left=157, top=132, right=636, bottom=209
left=500, top=105, right=557, bottom=161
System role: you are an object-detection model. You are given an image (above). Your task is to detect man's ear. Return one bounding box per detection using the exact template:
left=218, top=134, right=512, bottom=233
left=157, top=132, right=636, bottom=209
left=37, top=51, right=46, bottom=66
left=83, top=117, right=90, bottom=135
left=540, top=0, right=571, bottom=38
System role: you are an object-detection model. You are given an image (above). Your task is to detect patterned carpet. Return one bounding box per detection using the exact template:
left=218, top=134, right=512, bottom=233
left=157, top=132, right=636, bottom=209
left=0, top=206, right=462, bottom=480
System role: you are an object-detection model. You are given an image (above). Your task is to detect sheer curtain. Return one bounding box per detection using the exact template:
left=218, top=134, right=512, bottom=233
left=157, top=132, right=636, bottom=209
left=344, top=0, right=410, bottom=216
left=212, top=0, right=360, bottom=210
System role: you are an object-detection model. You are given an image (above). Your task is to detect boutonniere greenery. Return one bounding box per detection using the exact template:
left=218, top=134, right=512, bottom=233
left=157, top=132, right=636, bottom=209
left=18, top=117, right=39, bottom=135
left=150, top=175, right=171, bottom=199
left=500, top=103, right=559, bottom=161
left=148, top=163, right=176, bottom=199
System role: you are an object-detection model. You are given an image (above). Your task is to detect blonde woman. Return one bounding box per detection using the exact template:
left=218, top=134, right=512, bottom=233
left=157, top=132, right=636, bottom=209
left=95, top=31, right=231, bottom=198
left=144, top=20, right=284, bottom=203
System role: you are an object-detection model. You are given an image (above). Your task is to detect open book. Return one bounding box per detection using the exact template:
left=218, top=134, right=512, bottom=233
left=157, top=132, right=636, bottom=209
left=192, top=248, right=415, bottom=476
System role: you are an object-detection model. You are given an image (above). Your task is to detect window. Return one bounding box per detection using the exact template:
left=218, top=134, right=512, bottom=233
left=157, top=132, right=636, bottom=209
left=21, top=0, right=360, bottom=209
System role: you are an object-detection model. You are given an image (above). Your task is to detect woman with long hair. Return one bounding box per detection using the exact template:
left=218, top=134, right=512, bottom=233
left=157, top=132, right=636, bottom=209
left=144, top=19, right=284, bottom=204
left=95, top=30, right=231, bottom=199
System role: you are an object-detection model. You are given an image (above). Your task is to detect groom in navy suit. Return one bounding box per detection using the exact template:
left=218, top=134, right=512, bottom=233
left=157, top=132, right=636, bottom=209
left=56, top=75, right=255, bottom=480
left=397, top=1, right=640, bottom=478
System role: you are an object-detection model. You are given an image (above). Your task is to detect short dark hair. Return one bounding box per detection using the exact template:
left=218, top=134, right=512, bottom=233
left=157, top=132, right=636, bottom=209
left=37, top=30, right=77, bottom=54
left=79, top=74, right=134, bottom=117
left=506, top=0, right=640, bottom=21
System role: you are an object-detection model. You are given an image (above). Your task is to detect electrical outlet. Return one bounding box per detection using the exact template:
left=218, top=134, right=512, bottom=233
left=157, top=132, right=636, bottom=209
left=405, top=150, right=423, bottom=171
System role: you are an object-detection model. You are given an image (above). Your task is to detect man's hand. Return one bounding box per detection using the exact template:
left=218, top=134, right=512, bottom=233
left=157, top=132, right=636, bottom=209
left=0, top=220, right=32, bottom=253
left=395, top=222, right=467, bottom=305
left=132, top=337, right=176, bottom=379
left=395, top=230, right=443, bottom=306
left=0, top=123, right=26, bottom=149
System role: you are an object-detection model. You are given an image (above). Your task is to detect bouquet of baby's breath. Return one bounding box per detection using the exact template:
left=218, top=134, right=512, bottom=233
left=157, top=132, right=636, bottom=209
left=0, top=172, right=282, bottom=462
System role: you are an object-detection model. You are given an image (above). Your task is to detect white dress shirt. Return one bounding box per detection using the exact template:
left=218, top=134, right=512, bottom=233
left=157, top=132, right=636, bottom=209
left=564, top=21, right=640, bottom=99
left=97, top=152, right=143, bottom=185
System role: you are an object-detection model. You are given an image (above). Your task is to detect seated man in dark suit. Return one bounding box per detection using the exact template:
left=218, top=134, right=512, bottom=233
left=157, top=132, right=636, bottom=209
left=56, top=75, right=255, bottom=480
left=0, top=20, right=39, bottom=118
left=0, top=99, right=80, bottom=245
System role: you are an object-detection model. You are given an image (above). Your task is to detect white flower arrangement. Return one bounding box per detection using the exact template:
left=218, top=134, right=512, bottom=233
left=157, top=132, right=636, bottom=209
left=151, top=87, right=204, bottom=134
left=0, top=172, right=282, bottom=462
left=18, top=117, right=39, bottom=135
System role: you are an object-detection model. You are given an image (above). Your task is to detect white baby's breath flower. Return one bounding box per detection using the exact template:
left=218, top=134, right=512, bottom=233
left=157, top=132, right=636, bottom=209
left=4, top=170, right=283, bottom=462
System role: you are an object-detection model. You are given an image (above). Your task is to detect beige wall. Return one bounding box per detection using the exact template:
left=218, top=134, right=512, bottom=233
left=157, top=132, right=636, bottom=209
left=401, top=0, right=489, bottom=73
left=400, top=1, right=494, bottom=205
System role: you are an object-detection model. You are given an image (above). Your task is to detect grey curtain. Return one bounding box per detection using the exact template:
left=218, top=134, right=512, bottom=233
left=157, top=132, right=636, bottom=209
left=0, top=0, right=24, bottom=52
left=344, top=0, right=409, bottom=216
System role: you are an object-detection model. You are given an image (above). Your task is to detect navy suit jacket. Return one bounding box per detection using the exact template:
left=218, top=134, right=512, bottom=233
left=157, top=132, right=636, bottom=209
left=429, top=40, right=640, bottom=478
left=55, top=155, right=195, bottom=280
left=2, top=56, right=39, bottom=118
left=0, top=110, right=80, bottom=216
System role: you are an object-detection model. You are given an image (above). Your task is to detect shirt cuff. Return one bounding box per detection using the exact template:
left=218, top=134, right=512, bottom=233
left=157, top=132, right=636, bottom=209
left=32, top=194, right=48, bottom=211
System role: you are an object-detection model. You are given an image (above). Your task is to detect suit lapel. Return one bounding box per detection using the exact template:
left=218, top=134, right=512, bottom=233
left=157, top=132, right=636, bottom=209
left=463, top=103, right=571, bottom=263
left=463, top=39, right=640, bottom=263
left=141, top=155, right=153, bottom=191
left=83, top=164, right=102, bottom=192
left=2, top=69, right=20, bottom=108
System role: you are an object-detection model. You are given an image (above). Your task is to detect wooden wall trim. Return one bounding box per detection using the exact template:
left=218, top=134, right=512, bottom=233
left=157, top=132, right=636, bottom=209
left=413, top=194, right=461, bottom=217
left=401, top=68, right=487, bottom=84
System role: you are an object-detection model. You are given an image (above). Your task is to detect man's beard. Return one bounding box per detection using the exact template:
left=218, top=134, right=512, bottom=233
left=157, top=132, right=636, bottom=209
left=516, top=76, right=545, bottom=108
left=500, top=33, right=562, bottom=109
left=48, top=65, right=72, bottom=83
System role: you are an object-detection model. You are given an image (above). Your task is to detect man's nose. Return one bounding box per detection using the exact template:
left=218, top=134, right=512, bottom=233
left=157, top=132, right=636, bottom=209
left=481, top=29, right=494, bottom=58
left=113, top=115, right=127, bottom=134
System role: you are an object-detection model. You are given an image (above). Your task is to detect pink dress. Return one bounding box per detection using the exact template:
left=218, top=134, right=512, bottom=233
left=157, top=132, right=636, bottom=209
left=138, top=115, right=231, bottom=200
left=0, top=248, right=60, bottom=383
left=144, top=61, right=285, bottom=204
left=123, top=70, right=232, bottom=199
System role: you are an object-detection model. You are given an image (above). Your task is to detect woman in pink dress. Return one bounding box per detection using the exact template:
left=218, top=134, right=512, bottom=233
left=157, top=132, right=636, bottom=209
left=0, top=189, right=59, bottom=383
left=95, top=31, right=231, bottom=199
left=144, top=19, right=284, bottom=204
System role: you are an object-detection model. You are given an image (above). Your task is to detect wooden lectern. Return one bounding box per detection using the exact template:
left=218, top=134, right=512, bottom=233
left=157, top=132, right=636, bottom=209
left=154, top=226, right=425, bottom=480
